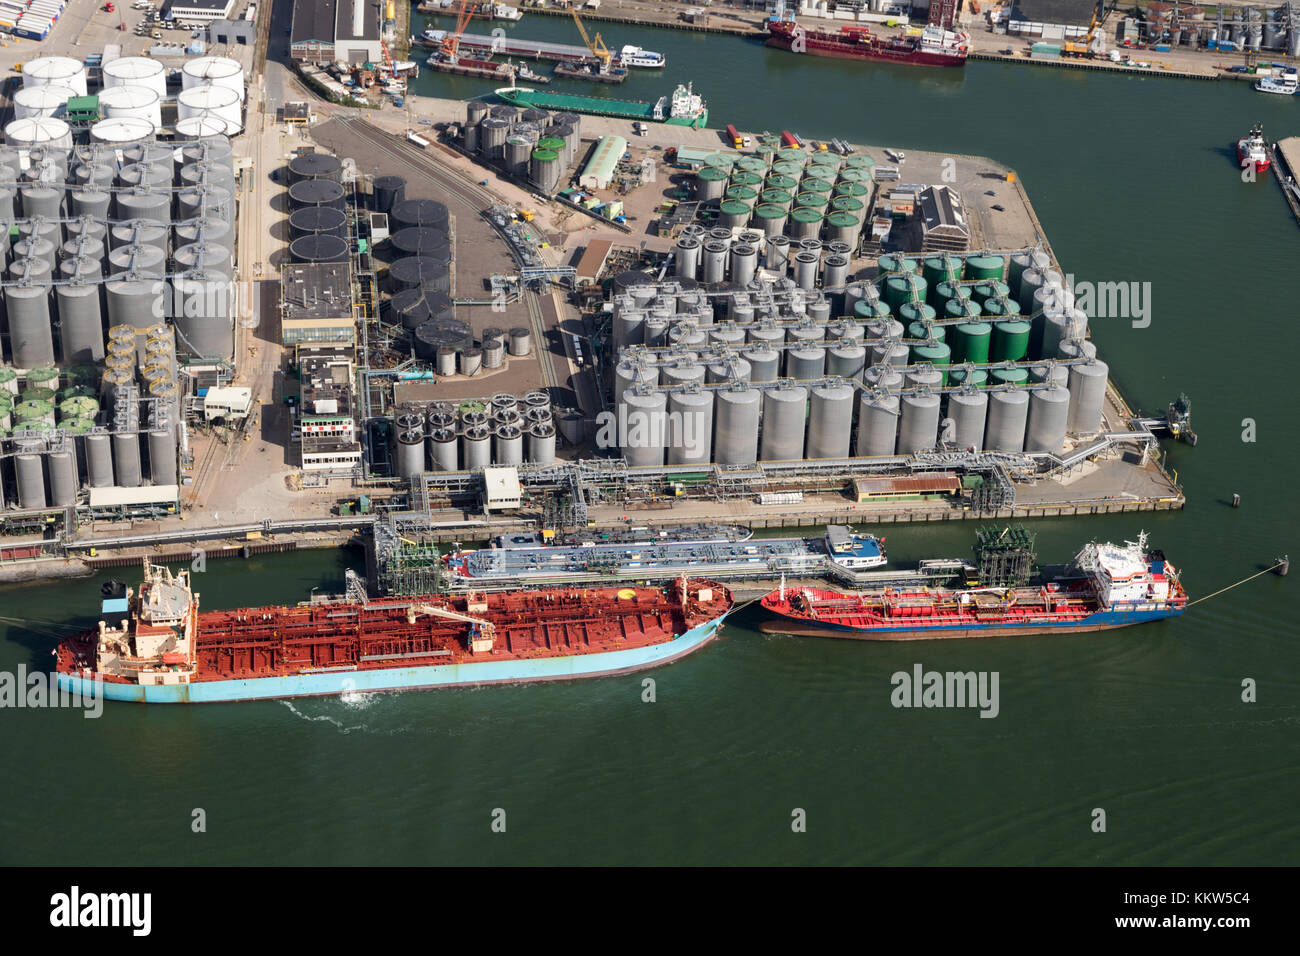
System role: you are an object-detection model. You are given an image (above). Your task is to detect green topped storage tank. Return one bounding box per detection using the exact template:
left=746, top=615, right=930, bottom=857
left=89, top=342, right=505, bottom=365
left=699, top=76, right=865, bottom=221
left=922, top=253, right=963, bottom=293
left=912, top=342, right=953, bottom=383
left=837, top=167, right=872, bottom=184
left=905, top=318, right=943, bottom=342
left=952, top=322, right=992, bottom=364
left=934, top=280, right=971, bottom=307
left=833, top=180, right=869, bottom=198
left=963, top=253, right=1006, bottom=281
left=853, top=299, right=892, bottom=321
left=799, top=176, right=834, bottom=195
left=982, top=295, right=1021, bottom=319
left=777, top=147, right=807, bottom=166
left=878, top=253, right=919, bottom=277
left=21, top=387, right=56, bottom=405
left=991, top=320, right=1032, bottom=362
left=899, top=302, right=938, bottom=330
left=829, top=195, right=865, bottom=223
left=948, top=366, right=989, bottom=388
left=729, top=170, right=763, bottom=187
left=944, top=297, right=982, bottom=321
left=971, top=280, right=1011, bottom=306
left=770, top=161, right=804, bottom=178
left=844, top=154, right=876, bottom=170
left=736, top=156, right=768, bottom=174
left=703, top=152, right=735, bottom=170
left=884, top=273, right=927, bottom=310
left=726, top=184, right=759, bottom=202
left=794, top=191, right=830, bottom=210
left=990, top=364, right=1030, bottom=386
left=760, top=187, right=793, bottom=208
left=765, top=173, right=798, bottom=192
left=788, top=206, right=824, bottom=238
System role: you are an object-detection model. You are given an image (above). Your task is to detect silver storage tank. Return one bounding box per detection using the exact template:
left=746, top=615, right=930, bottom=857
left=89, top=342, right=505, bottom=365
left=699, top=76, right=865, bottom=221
left=856, top=390, right=899, bottom=457
left=743, top=346, right=780, bottom=384
left=5, top=280, right=56, bottom=367
left=527, top=422, right=557, bottom=465
left=620, top=386, right=668, bottom=467
left=897, top=390, right=941, bottom=455
left=785, top=347, right=826, bottom=380
left=807, top=382, right=854, bottom=459
left=84, top=431, right=114, bottom=487
left=1025, top=385, right=1071, bottom=454
left=730, top=243, right=758, bottom=287
left=666, top=386, right=713, bottom=467
left=461, top=424, right=491, bottom=470
left=148, top=424, right=179, bottom=485
left=396, top=427, right=426, bottom=480
left=984, top=388, right=1030, bottom=452
left=112, top=431, right=143, bottom=487
left=493, top=424, right=524, bottom=466
left=106, top=277, right=165, bottom=331
left=48, top=448, right=78, bottom=506
left=826, top=344, right=866, bottom=380
left=946, top=388, right=989, bottom=452
left=15, top=444, right=47, bottom=509
left=712, top=385, right=761, bottom=466
left=1066, top=360, right=1108, bottom=434
left=508, top=328, right=531, bottom=356
left=427, top=428, right=458, bottom=472
left=56, top=283, right=105, bottom=364
left=760, top=383, right=807, bottom=461
left=675, top=236, right=700, bottom=279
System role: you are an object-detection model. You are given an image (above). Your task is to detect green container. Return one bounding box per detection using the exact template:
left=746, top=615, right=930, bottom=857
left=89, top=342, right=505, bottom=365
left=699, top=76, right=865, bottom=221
left=794, top=191, right=829, bottom=209
left=838, top=167, right=872, bottom=183
left=884, top=273, right=927, bottom=310
left=729, top=170, right=763, bottom=187
left=799, top=176, right=834, bottom=195
left=531, top=148, right=559, bottom=162
left=990, top=364, right=1030, bottom=386
left=760, top=188, right=793, bottom=207
left=971, top=280, right=1011, bottom=306
left=963, top=253, right=1006, bottom=281
left=726, top=184, right=759, bottom=202
left=845, top=154, right=876, bottom=169
left=853, top=299, right=891, bottom=321
left=829, top=196, right=865, bottom=223
left=697, top=166, right=729, bottom=183
left=736, top=156, right=768, bottom=174
left=720, top=199, right=752, bottom=218
left=765, top=173, right=798, bottom=192
left=833, top=181, right=869, bottom=198
left=13, top=400, right=54, bottom=424
left=922, top=254, right=963, bottom=293
left=771, top=161, right=804, bottom=178
left=982, top=296, right=1022, bottom=319
left=57, top=385, right=96, bottom=402
left=991, top=320, right=1032, bottom=362
left=26, top=365, right=59, bottom=388
left=878, top=253, right=919, bottom=276
left=905, top=318, right=943, bottom=342
left=777, top=147, right=807, bottom=165
left=790, top=207, right=823, bottom=225
left=912, top=342, right=953, bottom=384
left=753, top=203, right=787, bottom=221
left=537, top=136, right=565, bottom=152
left=948, top=366, right=989, bottom=388
left=934, top=280, right=971, bottom=308
left=59, top=396, right=100, bottom=421
left=944, top=297, right=982, bottom=321
left=952, top=322, right=992, bottom=364
left=59, top=418, right=96, bottom=435
left=21, top=387, right=56, bottom=404
left=806, top=164, right=840, bottom=184
left=899, top=302, right=937, bottom=327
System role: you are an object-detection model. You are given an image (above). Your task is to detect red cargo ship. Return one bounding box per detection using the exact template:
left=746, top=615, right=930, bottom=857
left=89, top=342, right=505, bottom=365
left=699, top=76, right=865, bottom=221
left=54, top=561, right=733, bottom=703
left=765, top=17, right=970, bottom=68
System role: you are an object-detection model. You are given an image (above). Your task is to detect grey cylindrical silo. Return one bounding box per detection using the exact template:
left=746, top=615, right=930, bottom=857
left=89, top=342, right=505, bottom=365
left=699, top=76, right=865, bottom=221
left=173, top=217, right=233, bottom=252
left=985, top=389, right=1030, bottom=452
left=109, top=243, right=166, bottom=277
left=173, top=275, right=234, bottom=360
left=706, top=354, right=750, bottom=384
left=118, top=161, right=172, bottom=190
left=5, top=281, right=56, bottom=367
left=1029, top=362, right=1070, bottom=388
left=826, top=344, right=866, bottom=380
left=712, top=386, right=760, bottom=466
left=1057, top=337, right=1097, bottom=361
left=493, top=423, right=524, bottom=466
left=48, top=450, right=78, bottom=506
left=621, top=387, right=667, bottom=467
left=730, top=243, right=758, bottom=287
left=661, top=359, right=705, bottom=389
left=765, top=234, right=791, bottom=272
left=460, top=426, right=490, bottom=470
left=785, top=347, right=825, bottom=381
left=743, top=346, right=780, bottom=384
left=20, top=185, right=63, bottom=220
left=84, top=432, right=114, bottom=487
left=701, top=240, right=728, bottom=284
left=898, top=390, right=941, bottom=455
left=760, top=383, right=807, bottom=461
left=508, top=328, right=531, bottom=356
left=822, top=254, right=850, bottom=290
left=666, top=387, right=713, bottom=467
left=114, top=187, right=171, bottom=224
left=15, top=451, right=47, bottom=509
left=1066, top=360, right=1108, bottom=434
left=947, top=388, right=989, bottom=452
left=396, top=428, right=426, bottom=480
left=675, top=236, right=700, bottom=279
left=1026, top=385, right=1071, bottom=454
left=793, top=251, right=819, bottom=291
left=856, top=390, right=899, bottom=458
left=111, top=219, right=169, bottom=255
left=14, top=236, right=57, bottom=271
left=56, top=283, right=105, bottom=364
left=427, top=428, right=458, bottom=471
left=807, top=382, right=854, bottom=460
left=177, top=183, right=233, bottom=221
left=112, top=432, right=143, bottom=487
left=527, top=422, right=557, bottom=465
left=106, top=277, right=165, bottom=330
left=174, top=241, right=233, bottom=277
left=70, top=186, right=112, bottom=219
left=148, top=426, right=179, bottom=485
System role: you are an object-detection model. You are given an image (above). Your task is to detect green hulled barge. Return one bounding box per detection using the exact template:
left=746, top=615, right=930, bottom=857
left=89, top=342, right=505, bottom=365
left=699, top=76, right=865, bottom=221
left=493, top=82, right=708, bottom=127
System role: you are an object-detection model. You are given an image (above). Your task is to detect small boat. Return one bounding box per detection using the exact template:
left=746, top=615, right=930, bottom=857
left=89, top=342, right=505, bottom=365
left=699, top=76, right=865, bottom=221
left=1237, top=123, right=1271, bottom=172
left=1255, top=72, right=1298, bottom=94
left=617, top=44, right=666, bottom=68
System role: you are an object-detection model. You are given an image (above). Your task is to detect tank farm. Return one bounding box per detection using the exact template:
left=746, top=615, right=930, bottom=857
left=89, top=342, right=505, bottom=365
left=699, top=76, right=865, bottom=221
left=0, top=55, right=252, bottom=523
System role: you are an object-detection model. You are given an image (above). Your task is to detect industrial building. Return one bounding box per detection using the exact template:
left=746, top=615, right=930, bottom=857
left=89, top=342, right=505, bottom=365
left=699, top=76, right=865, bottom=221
left=164, top=0, right=239, bottom=23
left=299, top=347, right=362, bottom=472
left=918, top=186, right=970, bottom=252
left=281, top=262, right=356, bottom=345
left=289, top=0, right=385, bottom=65
left=579, top=136, right=628, bottom=192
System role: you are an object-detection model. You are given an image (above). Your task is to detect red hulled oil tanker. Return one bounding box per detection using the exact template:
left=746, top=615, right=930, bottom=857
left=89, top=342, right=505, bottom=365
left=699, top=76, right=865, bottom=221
left=765, top=17, right=970, bottom=68
left=761, top=534, right=1186, bottom=640
left=54, top=561, right=733, bottom=703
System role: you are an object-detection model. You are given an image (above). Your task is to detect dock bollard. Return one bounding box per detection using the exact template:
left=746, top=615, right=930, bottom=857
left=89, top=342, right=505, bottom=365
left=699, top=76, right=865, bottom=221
left=1232, top=494, right=1241, bottom=508
left=1275, top=555, right=1289, bottom=577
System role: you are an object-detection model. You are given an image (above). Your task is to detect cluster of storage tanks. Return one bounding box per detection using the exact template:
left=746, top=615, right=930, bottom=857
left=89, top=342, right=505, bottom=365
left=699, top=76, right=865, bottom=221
left=674, top=225, right=853, bottom=293
left=393, top=392, right=557, bottom=480
left=9, top=55, right=245, bottom=145
left=609, top=249, right=1111, bottom=468
left=461, top=100, right=582, bottom=194
left=694, top=146, right=875, bottom=251
left=0, top=131, right=239, bottom=371
left=1, top=356, right=178, bottom=511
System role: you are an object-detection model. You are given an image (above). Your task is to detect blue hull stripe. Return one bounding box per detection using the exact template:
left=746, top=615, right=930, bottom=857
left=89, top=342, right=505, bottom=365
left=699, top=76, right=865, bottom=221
left=56, top=612, right=729, bottom=704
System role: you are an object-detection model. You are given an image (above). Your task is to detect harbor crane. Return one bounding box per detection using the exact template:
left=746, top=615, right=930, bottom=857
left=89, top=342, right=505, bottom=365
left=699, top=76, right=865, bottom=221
left=569, top=5, right=612, bottom=72
left=440, top=0, right=477, bottom=63
left=406, top=601, right=498, bottom=653
left=1064, top=1, right=1110, bottom=57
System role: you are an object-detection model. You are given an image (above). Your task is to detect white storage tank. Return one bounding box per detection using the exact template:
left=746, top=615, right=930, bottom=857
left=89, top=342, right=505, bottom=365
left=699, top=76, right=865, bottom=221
left=13, top=84, right=76, bottom=120
left=177, top=85, right=243, bottom=135
left=98, top=85, right=163, bottom=128
left=90, top=117, right=156, bottom=147
left=182, top=57, right=246, bottom=102
left=21, top=56, right=88, bottom=97
left=4, top=117, right=73, bottom=151
left=174, top=116, right=234, bottom=140
left=101, top=56, right=168, bottom=98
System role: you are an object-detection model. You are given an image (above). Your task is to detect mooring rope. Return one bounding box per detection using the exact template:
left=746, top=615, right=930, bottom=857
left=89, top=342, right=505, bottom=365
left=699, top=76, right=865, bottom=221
left=1185, top=561, right=1287, bottom=608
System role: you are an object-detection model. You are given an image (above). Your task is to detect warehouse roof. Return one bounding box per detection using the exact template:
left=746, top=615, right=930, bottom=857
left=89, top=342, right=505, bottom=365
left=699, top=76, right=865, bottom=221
left=335, top=0, right=381, bottom=42
left=291, top=0, right=337, bottom=44
left=579, top=135, right=628, bottom=191
left=574, top=239, right=613, bottom=285
left=853, top=473, right=962, bottom=496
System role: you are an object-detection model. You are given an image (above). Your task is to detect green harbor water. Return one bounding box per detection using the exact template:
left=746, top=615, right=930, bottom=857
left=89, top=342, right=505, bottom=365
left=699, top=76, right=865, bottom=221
left=3, top=24, right=1299, bottom=865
